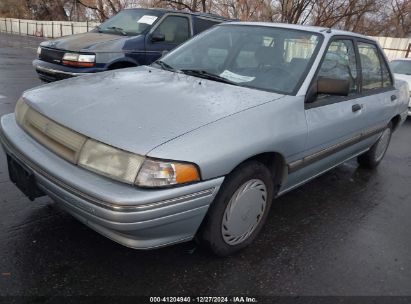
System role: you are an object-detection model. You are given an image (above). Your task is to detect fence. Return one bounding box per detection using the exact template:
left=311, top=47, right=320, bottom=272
left=1, top=17, right=410, bottom=60
left=0, top=18, right=100, bottom=38
left=371, top=36, right=411, bottom=60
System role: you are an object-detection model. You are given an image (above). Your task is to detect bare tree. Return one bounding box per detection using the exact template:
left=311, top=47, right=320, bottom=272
left=312, top=0, right=379, bottom=29
left=0, top=0, right=29, bottom=18
left=271, top=0, right=314, bottom=24
left=76, top=0, right=128, bottom=21
left=387, top=0, right=411, bottom=37
left=211, top=0, right=272, bottom=20
left=0, top=0, right=410, bottom=37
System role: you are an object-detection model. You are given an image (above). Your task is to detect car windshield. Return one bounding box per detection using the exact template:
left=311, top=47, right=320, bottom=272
left=159, top=25, right=322, bottom=94
left=391, top=60, right=411, bottom=75
left=97, top=9, right=163, bottom=36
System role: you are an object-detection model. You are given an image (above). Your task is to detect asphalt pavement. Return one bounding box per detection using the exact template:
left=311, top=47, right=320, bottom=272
left=0, top=33, right=411, bottom=299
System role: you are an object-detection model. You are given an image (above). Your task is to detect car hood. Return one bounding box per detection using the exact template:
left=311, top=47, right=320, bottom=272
left=23, top=66, right=284, bottom=155
left=40, top=32, right=127, bottom=52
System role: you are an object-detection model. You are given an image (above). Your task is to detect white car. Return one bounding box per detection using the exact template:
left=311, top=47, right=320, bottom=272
left=391, top=58, right=411, bottom=116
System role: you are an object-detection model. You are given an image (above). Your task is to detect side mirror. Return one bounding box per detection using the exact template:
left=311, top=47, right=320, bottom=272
left=151, top=33, right=165, bottom=42
left=306, top=77, right=350, bottom=103
left=317, top=77, right=350, bottom=96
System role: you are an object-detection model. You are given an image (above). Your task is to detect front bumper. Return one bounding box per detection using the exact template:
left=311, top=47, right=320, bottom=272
left=0, top=114, right=224, bottom=249
left=33, top=59, right=105, bottom=82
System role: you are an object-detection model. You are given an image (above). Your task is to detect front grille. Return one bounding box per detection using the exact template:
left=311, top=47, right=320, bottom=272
left=39, top=47, right=65, bottom=65
left=21, top=108, right=87, bottom=163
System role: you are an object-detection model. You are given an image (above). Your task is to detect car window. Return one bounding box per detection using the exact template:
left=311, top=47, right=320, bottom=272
left=161, top=25, right=322, bottom=94
left=381, top=58, right=393, bottom=87
left=234, top=41, right=260, bottom=68
left=153, top=15, right=190, bottom=44
left=234, top=36, right=317, bottom=71
left=358, top=42, right=384, bottom=90
left=208, top=48, right=229, bottom=66
left=390, top=60, right=411, bottom=75
left=98, top=9, right=163, bottom=36
left=317, top=39, right=358, bottom=96
left=195, top=17, right=220, bottom=34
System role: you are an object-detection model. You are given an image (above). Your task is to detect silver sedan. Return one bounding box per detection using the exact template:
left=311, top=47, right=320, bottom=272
left=1, top=22, right=409, bottom=256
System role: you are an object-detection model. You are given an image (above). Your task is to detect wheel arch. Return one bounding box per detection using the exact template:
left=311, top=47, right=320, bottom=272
left=232, top=151, right=287, bottom=195
left=390, top=114, right=401, bottom=131
left=107, top=58, right=139, bottom=70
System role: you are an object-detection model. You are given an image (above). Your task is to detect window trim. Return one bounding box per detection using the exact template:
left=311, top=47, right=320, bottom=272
left=149, top=13, right=193, bottom=45
left=305, top=36, right=395, bottom=110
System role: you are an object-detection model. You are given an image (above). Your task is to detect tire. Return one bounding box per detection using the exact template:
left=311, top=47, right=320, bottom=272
left=198, top=161, right=274, bottom=257
left=357, top=122, right=393, bottom=169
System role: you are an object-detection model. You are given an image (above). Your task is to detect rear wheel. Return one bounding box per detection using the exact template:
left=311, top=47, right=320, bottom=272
left=198, top=161, right=274, bottom=256
left=357, top=123, right=392, bottom=169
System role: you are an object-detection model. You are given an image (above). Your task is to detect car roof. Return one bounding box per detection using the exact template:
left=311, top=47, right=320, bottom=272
left=223, top=22, right=373, bottom=40
left=124, top=7, right=231, bottom=21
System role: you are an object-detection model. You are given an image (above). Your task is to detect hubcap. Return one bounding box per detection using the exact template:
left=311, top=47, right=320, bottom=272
left=222, top=179, right=267, bottom=245
left=375, top=128, right=391, bottom=162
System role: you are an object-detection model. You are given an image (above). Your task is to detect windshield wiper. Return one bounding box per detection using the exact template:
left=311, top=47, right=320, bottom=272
left=154, top=60, right=180, bottom=73
left=180, top=69, right=239, bottom=86
left=107, top=26, right=127, bottom=36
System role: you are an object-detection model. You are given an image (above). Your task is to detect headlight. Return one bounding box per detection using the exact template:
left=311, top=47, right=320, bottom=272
left=78, top=139, right=144, bottom=184
left=62, top=53, right=95, bottom=67
left=136, top=159, right=200, bottom=187
left=78, top=139, right=200, bottom=187
left=15, top=97, right=29, bottom=126
left=37, top=46, right=42, bottom=57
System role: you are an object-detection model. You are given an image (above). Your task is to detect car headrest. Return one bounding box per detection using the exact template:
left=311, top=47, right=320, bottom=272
left=255, top=46, right=282, bottom=66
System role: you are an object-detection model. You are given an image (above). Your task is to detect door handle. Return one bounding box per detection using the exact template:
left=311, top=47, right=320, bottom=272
left=352, top=104, right=362, bottom=112
left=391, top=95, right=397, bottom=101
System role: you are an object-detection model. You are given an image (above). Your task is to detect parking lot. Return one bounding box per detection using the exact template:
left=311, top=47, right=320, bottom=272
left=0, top=33, right=411, bottom=298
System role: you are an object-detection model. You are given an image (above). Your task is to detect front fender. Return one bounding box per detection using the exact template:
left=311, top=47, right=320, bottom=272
left=147, top=96, right=307, bottom=180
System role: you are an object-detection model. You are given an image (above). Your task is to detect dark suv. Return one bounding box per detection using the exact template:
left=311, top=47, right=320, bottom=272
left=33, top=8, right=230, bottom=82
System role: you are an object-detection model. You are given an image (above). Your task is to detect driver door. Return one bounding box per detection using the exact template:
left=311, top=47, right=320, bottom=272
left=288, top=38, right=366, bottom=186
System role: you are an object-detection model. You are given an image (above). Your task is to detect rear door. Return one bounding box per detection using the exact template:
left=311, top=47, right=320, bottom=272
left=145, top=14, right=192, bottom=63
left=355, top=40, right=397, bottom=133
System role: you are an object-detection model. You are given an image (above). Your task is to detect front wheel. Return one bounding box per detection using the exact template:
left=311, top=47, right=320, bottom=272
left=198, top=161, right=274, bottom=256
left=357, top=123, right=392, bottom=169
